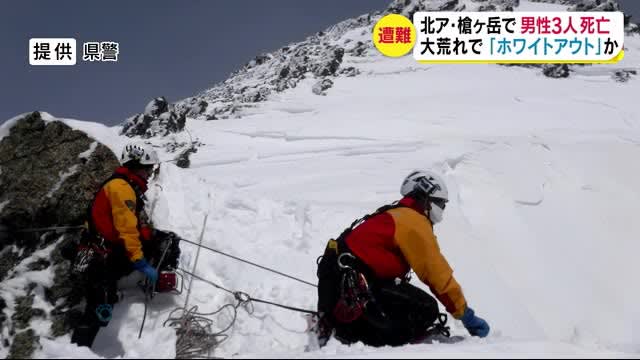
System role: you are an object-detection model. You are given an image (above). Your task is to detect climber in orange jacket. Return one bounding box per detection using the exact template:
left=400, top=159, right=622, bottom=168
left=71, top=143, right=179, bottom=348
left=89, top=157, right=156, bottom=264
left=315, top=170, right=489, bottom=347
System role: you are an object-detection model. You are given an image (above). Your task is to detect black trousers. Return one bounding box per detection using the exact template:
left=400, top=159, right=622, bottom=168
left=70, top=245, right=133, bottom=348
left=317, top=245, right=440, bottom=347
left=70, top=235, right=177, bottom=348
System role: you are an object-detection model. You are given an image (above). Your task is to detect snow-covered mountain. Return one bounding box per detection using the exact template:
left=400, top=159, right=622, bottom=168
left=121, top=0, right=636, bottom=139
left=1, top=0, right=639, bottom=358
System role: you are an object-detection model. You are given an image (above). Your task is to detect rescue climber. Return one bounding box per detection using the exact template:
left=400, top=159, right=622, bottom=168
left=315, top=170, right=490, bottom=347
left=70, top=143, right=180, bottom=348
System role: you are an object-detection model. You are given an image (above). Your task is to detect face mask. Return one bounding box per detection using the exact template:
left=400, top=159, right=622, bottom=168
left=428, top=203, right=444, bottom=224
left=134, top=166, right=155, bottom=182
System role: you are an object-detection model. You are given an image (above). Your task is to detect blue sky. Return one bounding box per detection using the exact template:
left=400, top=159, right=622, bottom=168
left=0, top=1, right=388, bottom=125
left=1, top=0, right=638, bottom=126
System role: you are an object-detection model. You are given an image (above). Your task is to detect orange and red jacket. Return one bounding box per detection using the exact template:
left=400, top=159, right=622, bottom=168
left=89, top=166, right=153, bottom=262
left=345, top=196, right=468, bottom=319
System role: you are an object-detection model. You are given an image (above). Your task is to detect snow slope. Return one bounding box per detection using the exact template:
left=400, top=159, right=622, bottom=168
left=4, top=0, right=637, bottom=358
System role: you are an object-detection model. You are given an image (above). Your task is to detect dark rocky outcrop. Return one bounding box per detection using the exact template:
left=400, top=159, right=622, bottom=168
left=174, top=144, right=199, bottom=169
left=387, top=0, right=520, bottom=18
left=130, top=13, right=378, bottom=130
left=0, top=112, right=119, bottom=239
left=312, top=79, right=335, bottom=96
left=0, top=297, right=6, bottom=334
left=121, top=0, right=637, bottom=139
left=0, top=111, right=120, bottom=357
left=7, top=329, right=38, bottom=359
left=613, top=69, right=637, bottom=82
left=121, top=97, right=187, bottom=138
left=542, top=64, right=571, bottom=78
left=12, top=289, right=45, bottom=330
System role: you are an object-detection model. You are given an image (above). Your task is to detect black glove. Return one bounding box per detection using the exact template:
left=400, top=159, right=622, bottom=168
left=154, top=230, right=181, bottom=269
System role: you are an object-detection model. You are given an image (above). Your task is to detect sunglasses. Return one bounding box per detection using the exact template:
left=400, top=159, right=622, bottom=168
left=430, top=197, right=448, bottom=210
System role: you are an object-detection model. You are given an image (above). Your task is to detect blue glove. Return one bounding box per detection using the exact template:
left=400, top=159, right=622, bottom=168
left=133, top=259, right=158, bottom=283
left=460, top=307, right=490, bottom=338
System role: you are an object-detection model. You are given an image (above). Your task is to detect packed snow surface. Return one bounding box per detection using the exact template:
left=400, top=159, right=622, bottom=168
left=2, top=0, right=637, bottom=358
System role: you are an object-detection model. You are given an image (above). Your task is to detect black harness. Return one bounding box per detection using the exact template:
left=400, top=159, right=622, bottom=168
left=85, top=172, right=146, bottom=240
left=72, top=173, right=147, bottom=275
left=325, top=202, right=415, bottom=324
left=316, top=199, right=449, bottom=345
left=333, top=201, right=426, bottom=279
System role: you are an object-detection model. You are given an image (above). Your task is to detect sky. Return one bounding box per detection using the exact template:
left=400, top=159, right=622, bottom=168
left=618, top=0, right=640, bottom=23
left=0, top=1, right=389, bottom=126
left=1, top=0, right=639, bottom=126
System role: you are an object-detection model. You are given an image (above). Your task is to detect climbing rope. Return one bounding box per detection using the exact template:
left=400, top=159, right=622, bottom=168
left=178, top=267, right=317, bottom=315
left=179, top=237, right=317, bottom=288
left=162, top=213, right=228, bottom=359
left=164, top=267, right=316, bottom=358
left=138, top=235, right=174, bottom=339
left=0, top=225, right=85, bottom=233
left=164, top=301, right=250, bottom=359
left=4, top=221, right=320, bottom=356
left=184, top=214, right=209, bottom=309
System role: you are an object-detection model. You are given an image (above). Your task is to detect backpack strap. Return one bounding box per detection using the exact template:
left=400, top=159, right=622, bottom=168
left=86, top=173, right=146, bottom=239
left=335, top=201, right=405, bottom=247
left=335, top=202, right=407, bottom=267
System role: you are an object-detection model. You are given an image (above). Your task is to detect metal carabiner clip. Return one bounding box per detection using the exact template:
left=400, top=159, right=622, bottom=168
left=337, top=253, right=356, bottom=270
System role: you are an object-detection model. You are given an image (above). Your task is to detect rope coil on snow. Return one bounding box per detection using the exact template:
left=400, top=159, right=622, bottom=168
left=166, top=267, right=316, bottom=358
left=163, top=300, right=251, bottom=359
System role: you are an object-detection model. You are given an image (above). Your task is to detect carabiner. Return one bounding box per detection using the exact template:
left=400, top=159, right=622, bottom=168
left=337, top=253, right=356, bottom=270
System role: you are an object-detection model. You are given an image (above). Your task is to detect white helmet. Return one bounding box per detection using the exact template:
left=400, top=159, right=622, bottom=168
left=120, top=143, right=159, bottom=166
left=400, top=170, right=449, bottom=224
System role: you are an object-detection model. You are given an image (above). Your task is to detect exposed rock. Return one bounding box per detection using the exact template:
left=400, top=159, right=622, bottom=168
left=0, top=112, right=120, bottom=355
left=120, top=0, right=635, bottom=138
left=7, top=329, right=38, bottom=359
left=12, top=291, right=45, bottom=330
left=144, top=96, right=170, bottom=117
left=175, top=145, right=199, bottom=169
left=47, top=239, right=86, bottom=338
left=570, top=0, right=619, bottom=12
left=386, top=0, right=519, bottom=17
left=50, top=309, right=83, bottom=338
left=121, top=97, right=187, bottom=138
left=44, top=236, right=87, bottom=339
left=339, top=67, right=360, bottom=77
left=247, top=54, right=271, bottom=68
left=347, top=41, right=369, bottom=57
left=0, top=223, right=7, bottom=245
left=313, top=48, right=345, bottom=77
left=527, top=0, right=620, bottom=12
left=542, top=64, right=571, bottom=78
left=478, top=4, right=497, bottom=11
left=187, top=100, right=208, bottom=117
left=0, top=247, right=20, bottom=282
left=0, top=297, right=6, bottom=330
left=0, top=112, right=119, bottom=236
left=153, top=14, right=376, bottom=127
left=241, top=87, right=272, bottom=103
left=27, top=258, right=51, bottom=272
left=613, top=69, right=637, bottom=82
left=46, top=237, right=84, bottom=306
left=312, top=79, right=335, bottom=96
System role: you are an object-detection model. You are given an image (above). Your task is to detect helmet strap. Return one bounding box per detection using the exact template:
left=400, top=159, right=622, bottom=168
left=408, top=190, right=431, bottom=214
